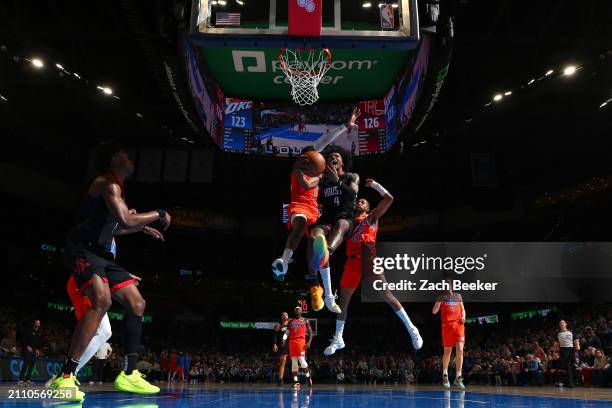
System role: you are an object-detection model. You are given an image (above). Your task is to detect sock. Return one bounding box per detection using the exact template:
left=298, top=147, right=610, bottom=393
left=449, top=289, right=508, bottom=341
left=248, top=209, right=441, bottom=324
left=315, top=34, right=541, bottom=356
left=443, top=369, right=448, bottom=376
left=395, top=308, right=416, bottom=332
left=293, top=375, right=298, bottom=382
left=457, top=371, right=462, bottom=378
left=319, top=267, right=333, bottom=298
left=305, top=372, right=310, bottom=378
left=62, top=358, right=79, bottom=377
left=335, top=320, right=345, bottom=339
left=123, top=314, right=143, bottom=375
left=125, top=353, right=138, bottom=375
left=282, top=249, right=293, bottom=264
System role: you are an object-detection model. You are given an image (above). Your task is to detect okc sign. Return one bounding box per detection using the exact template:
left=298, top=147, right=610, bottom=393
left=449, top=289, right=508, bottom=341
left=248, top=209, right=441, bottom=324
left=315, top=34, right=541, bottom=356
left=231, top=50, right=379, bottom=86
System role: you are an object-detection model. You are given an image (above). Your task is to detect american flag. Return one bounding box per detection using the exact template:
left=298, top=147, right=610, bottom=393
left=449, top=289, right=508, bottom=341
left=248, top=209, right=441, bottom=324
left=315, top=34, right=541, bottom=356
left=216, top=12, right=241, bottom=26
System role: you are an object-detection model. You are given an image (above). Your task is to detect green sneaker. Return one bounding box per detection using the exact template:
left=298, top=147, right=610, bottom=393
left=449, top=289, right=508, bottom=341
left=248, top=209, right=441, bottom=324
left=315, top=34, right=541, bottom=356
left=114, top=370, right=160, bottom=394
left=49, top=373, right=85, bottom=402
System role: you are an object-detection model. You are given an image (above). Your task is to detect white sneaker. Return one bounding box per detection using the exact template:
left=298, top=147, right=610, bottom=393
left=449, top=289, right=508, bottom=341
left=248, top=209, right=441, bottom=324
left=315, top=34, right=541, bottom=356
left=442, top=374, right=450, bottom=388
left=272, top=258, right=288, bottom=281
left=324, top=296, right=341, bottom=314
left=454, top=376, right=465, bottom=389
left=408, top=327, right=423, bottom=350
left=324, top=335, right=346, bottom=356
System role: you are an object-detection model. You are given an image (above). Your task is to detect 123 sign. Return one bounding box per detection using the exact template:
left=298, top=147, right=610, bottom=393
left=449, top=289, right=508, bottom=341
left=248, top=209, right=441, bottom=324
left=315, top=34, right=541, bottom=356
left=224, top=98, right=253, bottom=130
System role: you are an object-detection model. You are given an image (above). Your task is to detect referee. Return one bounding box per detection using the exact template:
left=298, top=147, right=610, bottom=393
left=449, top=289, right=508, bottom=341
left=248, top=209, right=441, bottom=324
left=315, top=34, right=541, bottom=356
left=19, top=320, right=42, bottom=384
left=555, top=319, right=577, bottom=388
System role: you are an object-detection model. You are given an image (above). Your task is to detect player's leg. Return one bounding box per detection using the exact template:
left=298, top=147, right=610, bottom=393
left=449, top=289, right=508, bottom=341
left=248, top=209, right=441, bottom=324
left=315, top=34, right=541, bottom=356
left=298, top=356, right=312, bottom=387
left=324, top=287, right=354, bottom=356
left=454, top=341, right=465, bottom=388
left=318, top=219, right=352, bottom=313
left=291, top=357, right=300, bottom=389
left=110, top=273, right=159, bottom=394
left=76, top=313, right=112, bottom=374
left=442, top=346, right=452, bottom=387
left=308, top=226, right=327, bottom=311
left=278, top=354, right=287, bottom=385
left=273, top=214, right=307, bottom=281
left=367, top=273, right=423, bottom=350
left=52, top=274, right=110, bottom=401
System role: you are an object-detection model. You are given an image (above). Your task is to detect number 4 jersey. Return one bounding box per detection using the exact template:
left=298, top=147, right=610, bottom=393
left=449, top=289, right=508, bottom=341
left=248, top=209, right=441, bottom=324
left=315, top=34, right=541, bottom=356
left=318, top=174, right=357, bottom=221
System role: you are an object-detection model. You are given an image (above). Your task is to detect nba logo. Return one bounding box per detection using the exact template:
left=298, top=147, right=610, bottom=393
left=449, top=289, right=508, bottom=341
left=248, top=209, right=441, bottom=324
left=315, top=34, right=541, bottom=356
left=297, top=0, right=315, bottom=13
left=289, top=0, right=322, bottom=36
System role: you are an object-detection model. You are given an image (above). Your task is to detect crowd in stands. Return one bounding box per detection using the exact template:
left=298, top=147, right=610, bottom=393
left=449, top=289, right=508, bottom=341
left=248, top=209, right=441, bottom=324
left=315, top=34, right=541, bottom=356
left=1, top=305, right=611, bottom=387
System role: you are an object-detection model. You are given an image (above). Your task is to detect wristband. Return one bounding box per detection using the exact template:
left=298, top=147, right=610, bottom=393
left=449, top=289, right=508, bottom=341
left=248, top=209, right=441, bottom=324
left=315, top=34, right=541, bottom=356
left=157, top=209, right=167, bottom=221
left=370, top=181, right=389, bottom=197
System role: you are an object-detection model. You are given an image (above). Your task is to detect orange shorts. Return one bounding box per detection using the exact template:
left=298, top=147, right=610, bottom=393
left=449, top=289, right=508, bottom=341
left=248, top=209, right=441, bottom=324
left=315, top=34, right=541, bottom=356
left=442, top=321, right=465, bottom=347
left=289, top=341, right=306, bottom=358
left=340, top=256, right=362, bottom=289
left=287, top=203, right=319, bottom=231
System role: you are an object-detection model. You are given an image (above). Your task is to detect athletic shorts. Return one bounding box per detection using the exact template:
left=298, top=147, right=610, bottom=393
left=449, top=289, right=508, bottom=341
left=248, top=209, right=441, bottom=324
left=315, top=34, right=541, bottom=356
left=287, top=202, right=319, bottom=231
left=442, top=321, right=465, bottom=347
left=64, top=241, right=135, bottom=294
left=279, top=344, right=289, bottom=357
left=310, top=214, right=353, bottom=237
left=340, top=255, right=362, bottom=289
left=289, top=341, right=306, bottom=358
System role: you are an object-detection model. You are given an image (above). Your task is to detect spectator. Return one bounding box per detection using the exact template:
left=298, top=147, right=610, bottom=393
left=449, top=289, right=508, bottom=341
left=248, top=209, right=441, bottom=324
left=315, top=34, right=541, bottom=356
left=91, top=342, right=112, bottom=385
left=592, top=350, right=610, bottom=387
left=19, top=320, right=42, bottom=384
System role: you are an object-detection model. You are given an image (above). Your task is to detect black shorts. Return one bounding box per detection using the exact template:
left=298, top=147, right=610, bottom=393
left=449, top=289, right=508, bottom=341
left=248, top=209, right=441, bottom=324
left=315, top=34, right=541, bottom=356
left=64, top=241, right=135, bottom=294
left=310, top=213, right=354, bottom=237
left=279, top=344, right=289, bottom=356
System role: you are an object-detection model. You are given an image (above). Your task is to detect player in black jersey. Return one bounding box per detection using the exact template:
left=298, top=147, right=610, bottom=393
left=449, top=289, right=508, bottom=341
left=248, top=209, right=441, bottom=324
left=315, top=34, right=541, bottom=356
left=51, top=141, right=171, bottom=400
left=307, top=109, right=360, bottom=313
left=273, top=312, right=290, bottom=385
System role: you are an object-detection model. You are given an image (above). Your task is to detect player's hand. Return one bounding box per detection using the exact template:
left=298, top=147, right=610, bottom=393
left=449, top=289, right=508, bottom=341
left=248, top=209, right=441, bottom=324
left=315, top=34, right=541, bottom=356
left=129, top=273, right=143, bottom=285
left=365, top=178, right=376, bottom=188
left=160, top=211, right=172, bottom=231
left=306, top=343, right=311, bottom=350
left=325, top=164, right=340, bottom=183
left=346, top=107, right=361, bottom=128
left=143, top=226, right=165, bottom=242
left=461, top=317, right=466, bottom=324
left=273, top=344, right=278, bottom=353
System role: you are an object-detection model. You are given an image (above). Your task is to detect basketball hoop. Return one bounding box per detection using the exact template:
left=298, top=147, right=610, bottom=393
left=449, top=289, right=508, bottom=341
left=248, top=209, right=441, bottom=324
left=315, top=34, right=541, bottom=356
left=278, top=48, right=332, bottom=106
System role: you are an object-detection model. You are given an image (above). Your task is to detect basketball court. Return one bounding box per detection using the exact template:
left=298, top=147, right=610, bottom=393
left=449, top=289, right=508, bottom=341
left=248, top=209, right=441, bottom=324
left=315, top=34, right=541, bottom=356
left=2, top=384, right=611, bottom=408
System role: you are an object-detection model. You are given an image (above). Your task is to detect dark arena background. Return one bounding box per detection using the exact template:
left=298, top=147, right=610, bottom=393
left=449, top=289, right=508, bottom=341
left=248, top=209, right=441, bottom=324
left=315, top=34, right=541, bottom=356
left=1, top=1, right=612, bottom=407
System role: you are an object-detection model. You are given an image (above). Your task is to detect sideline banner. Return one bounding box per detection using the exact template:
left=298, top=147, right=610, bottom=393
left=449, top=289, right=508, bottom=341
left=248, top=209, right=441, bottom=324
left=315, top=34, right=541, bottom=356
left=0, top=357, right=93, bottom=381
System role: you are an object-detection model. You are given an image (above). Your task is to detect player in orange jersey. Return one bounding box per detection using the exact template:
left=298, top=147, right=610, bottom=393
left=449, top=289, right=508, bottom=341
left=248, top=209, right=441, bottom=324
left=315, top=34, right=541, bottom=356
left=46, top=276, right=113, bottom=387
left=432, top=287, right=466, bottom=388
left=272, top=147, right=322, bottom=282
left=288, top=306, right=313, bottom=389
left=324, top=178, right=423, bottom=356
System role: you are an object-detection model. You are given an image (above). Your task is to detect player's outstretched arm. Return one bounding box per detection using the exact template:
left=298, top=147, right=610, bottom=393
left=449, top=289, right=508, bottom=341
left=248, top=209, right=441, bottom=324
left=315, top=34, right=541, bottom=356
left=461, top=302, right=466, bottom=324
left=432, top=301, right=441, bottom=314
left=294, top=166, right=321, bottom=190
left=101, top=180, right=171, bottom=231
left=365, top=178, right=394, bottom=224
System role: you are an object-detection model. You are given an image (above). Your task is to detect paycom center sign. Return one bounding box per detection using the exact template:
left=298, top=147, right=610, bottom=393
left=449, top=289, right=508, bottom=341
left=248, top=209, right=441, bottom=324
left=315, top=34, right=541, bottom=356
left=199, top=48, right=411, bottom=101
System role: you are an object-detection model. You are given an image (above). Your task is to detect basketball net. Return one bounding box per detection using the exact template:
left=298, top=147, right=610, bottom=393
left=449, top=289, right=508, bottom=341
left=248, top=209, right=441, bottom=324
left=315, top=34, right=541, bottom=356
left=278, top=48, right=332, bottom=106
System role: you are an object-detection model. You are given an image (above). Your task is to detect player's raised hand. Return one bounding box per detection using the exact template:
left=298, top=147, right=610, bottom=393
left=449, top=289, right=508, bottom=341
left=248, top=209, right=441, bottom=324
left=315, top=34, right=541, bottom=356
left=346, top=107, right=361, bottom=128
left=364, top=178, right=376, bottom=188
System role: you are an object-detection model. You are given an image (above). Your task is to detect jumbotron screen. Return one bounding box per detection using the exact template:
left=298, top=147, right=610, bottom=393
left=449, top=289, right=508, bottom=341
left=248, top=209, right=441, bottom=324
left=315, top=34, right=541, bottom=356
left=184, top=36, right=433, bottom=156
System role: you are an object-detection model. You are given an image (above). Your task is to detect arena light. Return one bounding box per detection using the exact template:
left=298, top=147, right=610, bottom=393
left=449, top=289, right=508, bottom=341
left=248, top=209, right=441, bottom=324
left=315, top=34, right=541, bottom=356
left=545, top=69, right=554, bottom=76
left=493, top=94, right=503, bottom=102
left=55, top=63, right=64, bottom=70
left=504, top=91, right=512, bottom=96
left=528, top=79, right=535, bottom=85
left=218, top=0, right=227, bottom=5
left=362, top=2, right=372, bottom=8
left=563, top=65, right=576, bottom=76
left=392, top=3, right=399, bottom=7
left=73, top=72, right=81, bottom=79
left=0, top=94, right=7, bottom=102
left=236, top=0, right=244, bottom=4
left=31, top=58, right=44, bottom=68
left=97, top=85, right=113, bottom=95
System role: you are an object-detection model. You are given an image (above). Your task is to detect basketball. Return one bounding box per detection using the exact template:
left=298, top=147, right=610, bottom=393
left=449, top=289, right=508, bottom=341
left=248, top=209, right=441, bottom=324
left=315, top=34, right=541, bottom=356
left=303, top=150, right=326, bottom=176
